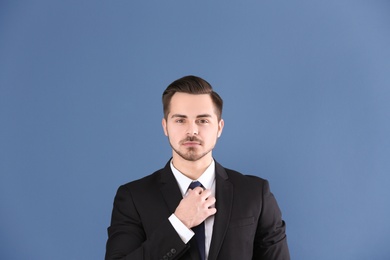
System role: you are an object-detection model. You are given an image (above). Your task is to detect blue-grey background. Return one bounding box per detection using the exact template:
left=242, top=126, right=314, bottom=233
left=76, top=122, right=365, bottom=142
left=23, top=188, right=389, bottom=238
left=1, top=1, right=389, bottom=259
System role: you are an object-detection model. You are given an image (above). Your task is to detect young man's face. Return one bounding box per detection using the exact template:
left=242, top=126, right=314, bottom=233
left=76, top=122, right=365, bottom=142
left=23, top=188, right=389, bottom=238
left=162, top=92, right=224, bottom=162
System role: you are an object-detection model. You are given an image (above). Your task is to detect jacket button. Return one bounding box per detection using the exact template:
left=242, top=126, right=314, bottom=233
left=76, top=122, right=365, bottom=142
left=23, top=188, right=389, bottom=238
left=171, top=248, right=176, bottom=254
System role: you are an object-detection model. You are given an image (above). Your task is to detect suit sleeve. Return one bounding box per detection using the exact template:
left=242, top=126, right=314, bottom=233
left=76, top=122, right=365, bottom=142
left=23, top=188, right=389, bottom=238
left=105, top=185, right=189, bottom=260
left=253, top=180, right=290, bottom=260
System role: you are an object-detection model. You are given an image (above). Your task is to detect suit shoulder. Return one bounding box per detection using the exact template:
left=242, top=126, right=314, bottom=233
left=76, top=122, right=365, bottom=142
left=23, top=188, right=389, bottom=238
left=119, top=168, right=163, bottom=191
left=224, top=167, right=268, bottom=183
left=223, top=167, right=270, bottom=192
left=219, top=167, right=274, bottom=201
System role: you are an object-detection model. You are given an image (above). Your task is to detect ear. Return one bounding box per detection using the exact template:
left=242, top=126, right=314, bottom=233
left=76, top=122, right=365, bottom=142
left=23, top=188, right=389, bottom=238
left=162, top=118, right=168, bottom=136
left=217, top=119, right=224, bottom=138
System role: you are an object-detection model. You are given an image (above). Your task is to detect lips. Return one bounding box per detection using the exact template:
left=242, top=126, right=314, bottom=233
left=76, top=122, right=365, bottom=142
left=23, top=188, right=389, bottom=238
left=183, top=141, right=200, bottom=146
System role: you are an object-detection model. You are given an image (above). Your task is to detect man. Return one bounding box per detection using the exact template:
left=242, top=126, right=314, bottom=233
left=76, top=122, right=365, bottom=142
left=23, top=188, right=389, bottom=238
left=105, top=75, right=290, bottom=260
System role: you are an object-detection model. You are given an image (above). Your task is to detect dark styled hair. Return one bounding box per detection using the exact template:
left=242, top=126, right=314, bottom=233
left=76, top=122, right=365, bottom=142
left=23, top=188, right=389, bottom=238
left=162, top=75, right=223, bottom=120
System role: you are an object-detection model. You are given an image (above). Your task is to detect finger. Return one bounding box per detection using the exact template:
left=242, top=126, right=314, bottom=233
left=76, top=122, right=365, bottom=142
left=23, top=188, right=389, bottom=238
left=204, top=196, right=216, bottom=208
left=185, top=187, right=201, bottom=197
left=206, top=207, right=217, bottom=216
left=199, top=189, right=212, bottom=199
left=189, top=186, right=204, bottom=194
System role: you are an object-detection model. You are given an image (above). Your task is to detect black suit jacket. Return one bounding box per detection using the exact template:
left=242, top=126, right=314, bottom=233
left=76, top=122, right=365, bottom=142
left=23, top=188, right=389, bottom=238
left=105, top=160, right=290, bottom=260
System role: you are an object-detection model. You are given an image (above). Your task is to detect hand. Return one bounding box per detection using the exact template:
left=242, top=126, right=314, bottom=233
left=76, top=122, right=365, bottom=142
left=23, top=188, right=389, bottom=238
left=174, top=187, right=217, bottom=228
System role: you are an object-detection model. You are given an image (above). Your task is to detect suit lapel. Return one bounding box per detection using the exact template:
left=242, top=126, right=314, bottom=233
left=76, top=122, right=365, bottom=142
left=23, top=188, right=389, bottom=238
left=208, top=162, right=233, bottom=260
left=159, top=160, right=200, bottom=260
left=159, top=161, right=183, bottom=213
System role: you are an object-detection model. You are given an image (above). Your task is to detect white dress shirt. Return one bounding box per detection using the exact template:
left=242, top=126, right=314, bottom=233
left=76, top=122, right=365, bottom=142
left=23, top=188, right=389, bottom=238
left=168, top=160, right=216, bottom=260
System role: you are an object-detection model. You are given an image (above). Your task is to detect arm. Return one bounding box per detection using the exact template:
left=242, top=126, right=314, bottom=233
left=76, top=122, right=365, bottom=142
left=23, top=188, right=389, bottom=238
left=105, top=185, right=188, bottom=260
left=253, top=180, right=290, bottom=260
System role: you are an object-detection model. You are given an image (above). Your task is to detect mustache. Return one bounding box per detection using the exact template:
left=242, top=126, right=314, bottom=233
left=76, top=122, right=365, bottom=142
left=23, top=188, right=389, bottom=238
left=182, top=136, right=202, bottom=143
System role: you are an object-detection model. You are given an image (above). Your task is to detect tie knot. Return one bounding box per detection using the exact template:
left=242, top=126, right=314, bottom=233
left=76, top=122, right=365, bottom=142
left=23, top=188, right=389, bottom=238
left=188, top=181, right=203, bottom=190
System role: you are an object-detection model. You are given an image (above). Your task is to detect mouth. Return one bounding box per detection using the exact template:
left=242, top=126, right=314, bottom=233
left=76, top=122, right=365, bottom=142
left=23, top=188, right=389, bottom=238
left=183, top=141, right=201, bottom=146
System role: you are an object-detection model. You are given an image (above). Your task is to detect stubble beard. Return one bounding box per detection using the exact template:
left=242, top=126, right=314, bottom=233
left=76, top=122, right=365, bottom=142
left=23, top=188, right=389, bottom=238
left=172, top=146, right=213, bottom=162
left=168, top=137, right=215, bottom=162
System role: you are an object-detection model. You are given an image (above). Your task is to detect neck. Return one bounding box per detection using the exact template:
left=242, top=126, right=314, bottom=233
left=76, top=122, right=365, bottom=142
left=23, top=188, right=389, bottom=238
left=172, top=154, right=213, bottom=180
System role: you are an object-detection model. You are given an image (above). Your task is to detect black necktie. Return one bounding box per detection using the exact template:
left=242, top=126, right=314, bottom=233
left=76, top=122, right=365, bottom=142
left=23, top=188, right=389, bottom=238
left=188, top=181, right=206, bottom=260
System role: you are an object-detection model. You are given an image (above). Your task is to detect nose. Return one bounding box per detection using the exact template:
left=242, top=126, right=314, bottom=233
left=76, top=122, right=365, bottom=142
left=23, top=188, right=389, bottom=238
left=187, top=122, right=198, bottom=135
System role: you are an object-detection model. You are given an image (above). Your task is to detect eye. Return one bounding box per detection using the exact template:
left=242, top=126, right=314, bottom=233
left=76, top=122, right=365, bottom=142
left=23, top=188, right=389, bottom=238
left=175, top=119, right=185, bottom=123
left=197, top=119, right=209, bottom=124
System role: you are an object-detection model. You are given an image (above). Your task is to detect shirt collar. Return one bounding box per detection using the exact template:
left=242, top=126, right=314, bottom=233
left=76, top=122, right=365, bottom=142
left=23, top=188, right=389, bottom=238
left=170, top=159, right=216, bottom=196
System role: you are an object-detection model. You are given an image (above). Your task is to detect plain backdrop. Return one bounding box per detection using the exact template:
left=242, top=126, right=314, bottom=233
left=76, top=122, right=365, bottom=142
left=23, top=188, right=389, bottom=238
left=1, top=1, right=390, bottom=259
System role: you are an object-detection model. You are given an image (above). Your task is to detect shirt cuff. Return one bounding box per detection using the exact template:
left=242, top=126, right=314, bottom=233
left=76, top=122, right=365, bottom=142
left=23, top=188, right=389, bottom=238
left=168, top=214, right=194, bottom=244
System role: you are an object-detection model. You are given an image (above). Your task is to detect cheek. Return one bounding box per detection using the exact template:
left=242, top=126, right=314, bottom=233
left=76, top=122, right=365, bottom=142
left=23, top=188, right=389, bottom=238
left=204, top=131, right=219, bottom=142
left=166, top=126, right=182, bottom=139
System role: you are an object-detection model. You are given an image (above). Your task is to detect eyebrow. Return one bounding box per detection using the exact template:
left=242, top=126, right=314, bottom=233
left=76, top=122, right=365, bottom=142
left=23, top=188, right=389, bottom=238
left=197, top=114, right=212, bottom=118
left=170, top=114, right=212, bottom=119
left=171, top=114, right=187, bottom=119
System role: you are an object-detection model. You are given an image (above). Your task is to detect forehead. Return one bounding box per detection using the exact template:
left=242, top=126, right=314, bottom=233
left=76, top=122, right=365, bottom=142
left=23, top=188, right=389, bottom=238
left=169, top=93, right=216, bottom=116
